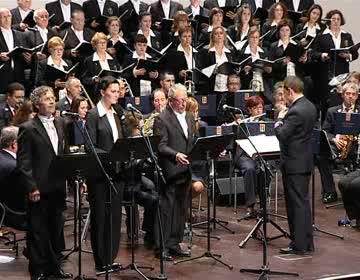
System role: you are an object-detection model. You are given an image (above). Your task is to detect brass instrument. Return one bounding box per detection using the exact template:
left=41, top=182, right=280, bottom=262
left=339, top=135, right=358, bottom=160
left=184, top=80, right=195, bottom=95
left=142, top=112, right=159, bottom=136
left=80, top=83, right=95, bottom=109
left=250, top=71, right=264, bottom=92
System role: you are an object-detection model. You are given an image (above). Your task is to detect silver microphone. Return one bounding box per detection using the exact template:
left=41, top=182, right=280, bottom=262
left=61, top=111, right=79, bottom=117
left=126, top=103, right=142, bottom=114
left=222, top=104, right=243, bottom=114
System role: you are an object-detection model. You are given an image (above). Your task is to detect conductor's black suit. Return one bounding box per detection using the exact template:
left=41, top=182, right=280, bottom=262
left=275, top=96, right=316, bottom=252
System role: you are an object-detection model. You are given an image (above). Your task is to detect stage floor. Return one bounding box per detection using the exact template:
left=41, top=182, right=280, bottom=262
left=1, top=170, right=360, bottom=280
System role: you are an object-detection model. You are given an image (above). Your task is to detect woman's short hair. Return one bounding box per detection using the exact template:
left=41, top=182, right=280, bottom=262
left=91, top=32, right=108, bottom=47
left=48, top=36, right=64, bottom=50
left=99, top=76, right=120, bottom=91
left=326, top=9, right=345, bottom=26
left=209, top=7, right=223, bottom=25
left=245, top=95, right=264, bottom=110
left=172, top=11, right=189, bottom=32
left=267, top=2, right=288, bottom=23
left=178, top=26, right=192, bottom=38
left=71, top=96, right=89, bottom=114
left=106, top=16, right=122, bottom=30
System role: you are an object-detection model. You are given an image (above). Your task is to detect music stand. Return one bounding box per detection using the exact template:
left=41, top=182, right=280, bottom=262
left=110, top=136, right=160, bottom=280
left=174, top=134, right=234, bottom=270
left=50, top=152, right=108, bottom=280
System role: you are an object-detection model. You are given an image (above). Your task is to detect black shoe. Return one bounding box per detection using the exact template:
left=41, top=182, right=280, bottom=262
left=155, top=249, right=173, bottom=261
left=31, top=273, right=47, bottom=280
left=280, top=247, right=311, bottom=255
left=322, top=192, right=338, bottom=204
left=96, top=263, right=122, bottom=272
left=168, top=245, right=191, bottom=257
left=243, top=210, right=258, bottom=220
left=51, top=269, right=73, bottom=278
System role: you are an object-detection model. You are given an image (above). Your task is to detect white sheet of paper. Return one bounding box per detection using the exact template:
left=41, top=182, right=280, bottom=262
left=236, top=134, right=280, bottom=158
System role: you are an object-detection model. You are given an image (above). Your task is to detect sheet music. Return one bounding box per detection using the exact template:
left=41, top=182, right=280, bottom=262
left=236, top=135, right=280, bottom=158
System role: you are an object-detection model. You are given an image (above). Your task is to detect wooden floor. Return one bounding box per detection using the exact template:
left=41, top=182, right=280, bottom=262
left=1, top=170, right=360, bottom=280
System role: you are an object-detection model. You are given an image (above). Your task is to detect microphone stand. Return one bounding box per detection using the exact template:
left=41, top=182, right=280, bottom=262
left=231, top=112, right=298, bottom=279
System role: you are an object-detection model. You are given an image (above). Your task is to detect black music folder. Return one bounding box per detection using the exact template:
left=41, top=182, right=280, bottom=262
left=190, top=134, right=234, bottom=161
left=330, top=42, right=360, bottom=53
left=220, top=6, right=238, bottom=26
left=7, top=44, right=44, bottom=58
left=111, top=41, right=134, bottom=55
left=22, top=10, right=36, bottom=28
left=72, top=41, right=93, bottom=56
left=193, top=14, right=209, bottom=26
left=97, top=62, right=135, bottom=78
left=88, top=15, right=109, bottom=27
left=334, top=112, right=360, bottom=135
left=45, top=62, right=79, bottom=81
left=253, top=7, right=268, bottom=23
left=146, top=42, right=172, bottom=60
left=58, top=21, right=72, bottom=30
left=195, top=95, right=217, bottom=117
left=287, top=10, right=304, bottom=25
left=283, top=44, right=306, bottom=61
left=216, top=61, right=241, bottom=75
left=125, top=95, right=153, bottom=114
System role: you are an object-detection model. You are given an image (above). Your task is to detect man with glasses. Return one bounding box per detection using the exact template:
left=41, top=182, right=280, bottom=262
left=317, top=82, right=360, bottom=204
left=153, top=83, right=194, bottom=260
left=275, top=76, right=316, bottom=255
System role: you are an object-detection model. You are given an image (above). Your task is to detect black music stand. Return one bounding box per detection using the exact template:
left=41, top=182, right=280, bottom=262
left=174, top=134, right=234, bottom=270
left=110, top=136, right=160, bottom=280
left=50, top=153, right=106, bottom=280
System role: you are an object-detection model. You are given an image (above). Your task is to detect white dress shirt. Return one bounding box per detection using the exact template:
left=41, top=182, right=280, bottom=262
left=131, top=0, right=140, bottom=14
left=60, top=1, right=71, bottom=22
left=217, top=0, right=226, bottom=7
left=161, top=0, right=170, bottom=19
left=292, top=0, right=300, bottom=12
left=19, top=7, right=31, bottom=20
left=191, top=5, right=200, bottom=17
left=93, top=51, right=113, bottom=70
left=255, top=0, right=263, bottom=9
left=47, top=56, right=68, bottom=71
left=1, top=27, right=14, bottom=51
left=97, top=101, right=119, bottom=143
left=137, top=29, right=156, bottom=48
left=71, top=26, right=84, bottom=42
left=210, top=46, right=231, bottom=92
left=303, top=22, right=320, bottom=38
left=174, top=110, right=188, bottom=138
left=244, top=45, right=264, bottom=62
left=177, top=44, right=197, bottom=69
left=97, top=0, right=106, bottom=15
left=38, top=115, right=59, bottom=155
left=36, top=25, right=48, bottom=43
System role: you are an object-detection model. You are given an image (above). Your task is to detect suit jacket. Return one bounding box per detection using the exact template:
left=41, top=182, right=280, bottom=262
left=183, top=5, right=210, bottom=16
left=45, top=1, right=83, bottom=27
left=118, top=0, right=149, bottom=37
left=153, top=106, right=195, bottom=181
left=275, top=96, right=316, bottom=174
left=60, top=27, right=95, bottom=61
left=35, top=57, right=73, bottom=88
left=0, top=29, right=27, bottom=93
left=83, top=0, right=119, bottom=32
left=56, top=96, right=72, bottom=112
left=128, top=30, right=163, bottom=51
left=203, top=0, right=239, bottom=10
left=0, top=149, right=16, bottom=186
left=240, top=0, right=275, bottom=13
left=280, top=0, right=314, bottom=12
left=149, top=0, right=184, bottom=23
left=0, top=102, right=15, bottom=130
left=17, top=116, right=66, bottom=193
left=10, top=7, right=34, bottom=31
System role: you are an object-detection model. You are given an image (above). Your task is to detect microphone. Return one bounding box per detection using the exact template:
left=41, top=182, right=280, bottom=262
left=61, top=111, right=79, bottom=117
left=126, top=103, right=142, bottom=114
left=222, top=104, right=243, bottom=114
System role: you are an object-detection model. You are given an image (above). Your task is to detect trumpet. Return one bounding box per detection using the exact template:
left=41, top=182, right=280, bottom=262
left=184, top=80, right=195, bottom=95
left=119, top=77, right=134, bottom=97
left=250, top=71, right=264, bottom=92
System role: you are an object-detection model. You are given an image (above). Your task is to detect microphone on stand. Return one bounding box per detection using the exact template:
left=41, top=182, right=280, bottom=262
left=222, top=104, right=243, bottom=114
left=126, top=103, right=142, bottom=114
left=61, top=111, right=79, bottom=117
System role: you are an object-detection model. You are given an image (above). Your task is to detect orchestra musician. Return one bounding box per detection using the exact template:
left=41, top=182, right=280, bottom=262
left=153, top=83, right=194, bottom=261
left=275, top=76, right=316, bottom=255
left=17, top=86, right=73, bottom=280
left=317, top=82, right=360, bottom=204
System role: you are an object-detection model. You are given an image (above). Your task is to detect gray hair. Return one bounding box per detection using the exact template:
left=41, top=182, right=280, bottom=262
left=0, top=126, right=19, bottom=149
left=168, top=83, right=187, bottom=100
left=342, top=82, right=359, bottom=94
left=30, top=86, right=54, bottom=107
left=65, top=77, right=80, bottom=89
left=33, top=8, right=48, bottom=21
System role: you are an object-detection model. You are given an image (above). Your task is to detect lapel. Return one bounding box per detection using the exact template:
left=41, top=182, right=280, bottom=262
left=169, top=2, right=177, bottom=18
left=14, top=8, right=22, bottom=23
left=66, top=28, right=80, bottom=46
left=55, top=1, right=65, bottom=23
left=0, top=31, right=8, bottom=52
left=185, top=112, right=193, bottom=143
left=97, top=107, right=114, bottom=140
left=54, top=117, right=64, bottom=154
left=33, top=116, right=56, bottom=154
left=92, top=0, right=102, bottom=16
left=157, top=1, right=165, bottom=18
left=13, top=30, right=20, bottom=47
left=324, top=34, right=335, bottom=49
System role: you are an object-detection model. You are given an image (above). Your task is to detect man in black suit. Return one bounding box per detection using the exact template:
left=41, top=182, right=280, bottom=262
left=60, top=10, right=95, bottom=62
left=56, top=77, right=82, bottom=112
left=153, top=83, right=194, bottom=260
left=118, top=0, right=149, bottom=38
left=203, top=0, right=238, bottom=10
left=149, top=0, right=183, bottom=23
left=317, top=82, right=360, bottom=204
left=280, top=0, right=314, bottom=12
left=0, top=82, right=25, bottom=130
left=275, top=76, right=316, bottom=255
left=0, top=8, right=27, bottom=94
left=45, top=0, right=83, bottom=28
left=240, top=0, right=275, bottom=13
left=184, top=0, right=210, bottom=17
left=82, top=0, right=119, bottom=33
left=17, top=86, right=72, bottom=280
left=10, top=0, right=34, bottom=31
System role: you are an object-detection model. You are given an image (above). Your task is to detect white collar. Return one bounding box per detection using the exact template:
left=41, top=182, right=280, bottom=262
left=244, top=45, right=264, bottom=54
left=278, top=39, right=297, bottom=47
left=47, top=56, right=68, bottom=67
left=303, top=22, right=320, bottom=30
left=132, top=51, right=151, bottom=59
left=71, top=25, right=83, bottom=33
left=38, top=114, right=55, bottom=123
left=60, top=0, right=70, bottom=7
left=177, top=43, right=198, bottom=53
left=209, top=46, right=231, bottom=53
left=207, top=25, right=226, bottom=33
left=342, top=103, right=355, bottom=112
left=1, top=27, right=12, bottom=33
left=97, top=101, right=116, bottom=118
left=93, top=51, right=113, bottom=61
left=36, top=25, right=48, bottom=32
left=271, top=21, right=278, bottom=27
left=138, top=29, right=156, bottom=37
left=173, top=108, right=186, bottom=118
left=161, top=0, right=170, bottom=7
left=323, top=28, right=347, bottom=35
left=2, top=149, right=16, bottom=159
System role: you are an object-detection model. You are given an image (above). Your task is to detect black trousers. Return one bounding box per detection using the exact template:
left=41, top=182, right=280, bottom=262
left=317, top=156, right=336, bottom=194
left=88, top=180, right=123, bottom=269
left=338, top=170, right=360, bottom=220
left=155, top=174, right=191, bottom=249
left=27, top=192, right=66, bottom=276
left=281, top=170, right=313, bottom=252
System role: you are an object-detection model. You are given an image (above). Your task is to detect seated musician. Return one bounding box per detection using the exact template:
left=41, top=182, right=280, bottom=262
left=317, top=82, right=360, bottom=204
left=122, top=34, right=159, bottom=97
left=123, top=111, right=159, bottom=248
left=233, top=95, right=271, bottom=218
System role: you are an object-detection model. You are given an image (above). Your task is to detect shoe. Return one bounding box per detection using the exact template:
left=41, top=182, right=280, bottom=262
left=31, top=273, right=47, bottom=280
left=322, top=192, right=338, bottom=204
left=279, top=247, right=311, bottom=255
left=50, top=269, right=73, bottom=278
left=96, top=263, right=122, bottom=272
left=243, top=210, right=258, bottom=220
left=168, top=245, right=191, bottom=257
left=155, top=249, right=173, bottom=261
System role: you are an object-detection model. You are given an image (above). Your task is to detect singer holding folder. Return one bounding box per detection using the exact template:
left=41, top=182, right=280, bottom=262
left=275, top=76, right=316, bottom=255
